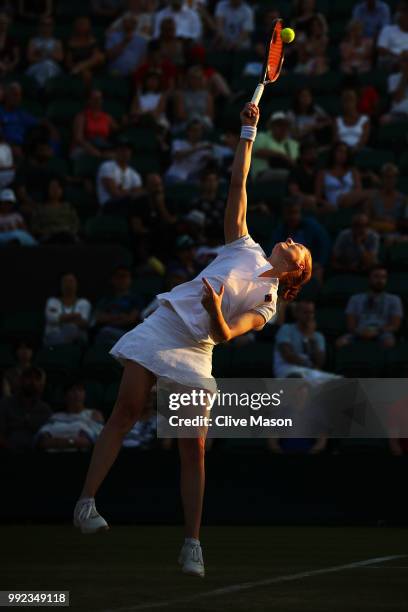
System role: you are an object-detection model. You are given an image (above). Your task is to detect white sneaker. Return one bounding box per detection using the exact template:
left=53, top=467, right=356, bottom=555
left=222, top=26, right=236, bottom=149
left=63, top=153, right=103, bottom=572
left=73, top=498, right=109, bottom=534
left=178, top=543, right=205, bottom=577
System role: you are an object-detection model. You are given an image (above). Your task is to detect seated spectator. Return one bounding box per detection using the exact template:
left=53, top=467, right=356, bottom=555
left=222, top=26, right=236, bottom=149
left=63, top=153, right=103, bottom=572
left=294, top=14, right=329, bottom=76
left=0, top=123, right=15, bottom=188
left=287, top=87, right=331, bottom=143
left=377, top=0, right=408, bottom=69
left=271, top=199, right=331, bottom=281
left=66, top=16, right=105, bottom=85
left=15, top=139, right=60, bottom=210
left=252, top=111, right=299, bottom=181
left=268, top=379, right=328, bottom=454
left=0, top=82, right=39, bottom=154
left=44, top=272, right=91, bottom=346
left=369, top=162, right=408, bottom=238
left=334, top=88, right=370, bottom=151
left=2, top=340, right=34, bottom=397
left=288, top=142, right=321, bottom=212
left=26, top=16, right=64, bottom=88
left=93, top=265, right=141, bottom=344
left=383, top=51, right=408, bottom=122
left=0, top=13, right=19, bottom=77
left=352, top=0, right=391, bottom=38
left=106, top=13, right=147, bottom=77
left=133, top=40, right=178, bottom=91
left=0, top=366, right=51, bottom=451
left=153, top=0, right=202, bottom=42
left=36, top=380, right=104, bottom=451
left=332, top=212, right=379, bottom=272
left=186, top=44, right=232, bottom=99
left=72, top=90, right=118, bottom=159
left=174, top=65, right=214, bottom=130
left=214, top=0, right=254, bottom=50
left=167, top=234, right=199, bottom=280
left=18, top=0, right=53, bottom=20
left=165, top=119, right=214, bottom=183
left=107, top=0, right=155, bottom=39
left=157, top=17, right=185, bottom=67
left=0, top=188, right=37, bottom=246
left=129, top=69, right=169, bottom=129
left=96, top=138, right=144, bottom=214
left=31, top=178, right=80, bottom=244
left=292, top=0, right=328, bottom=37
left=315, top=142, right=367, bottom=211
left=273, top=301, right=338, bottom=384
left=337, top=265, right=403, bottom=349
left=191, top=169, right=225, bottom=231
left=340, top=20, right=373, bottom=74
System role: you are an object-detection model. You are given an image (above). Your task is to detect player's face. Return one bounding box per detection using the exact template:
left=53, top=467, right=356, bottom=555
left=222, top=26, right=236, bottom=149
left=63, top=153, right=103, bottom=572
left=272, top=238, right=305, bottom=271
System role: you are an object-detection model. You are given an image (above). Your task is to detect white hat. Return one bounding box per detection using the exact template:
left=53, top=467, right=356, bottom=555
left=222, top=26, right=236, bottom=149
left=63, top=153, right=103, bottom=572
left=269, top=111, right=289, bottom=123
left=0, top=188, right=16, bottom=202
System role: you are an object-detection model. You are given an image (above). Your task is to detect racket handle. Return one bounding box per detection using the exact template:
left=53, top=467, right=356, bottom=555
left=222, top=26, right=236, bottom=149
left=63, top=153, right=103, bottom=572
left=251, top=84, right=265, bottom=106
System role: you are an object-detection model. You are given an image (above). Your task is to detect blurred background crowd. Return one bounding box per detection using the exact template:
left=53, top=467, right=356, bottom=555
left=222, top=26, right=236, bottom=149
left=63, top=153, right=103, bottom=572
left=0, top=0, right=408, bottom=456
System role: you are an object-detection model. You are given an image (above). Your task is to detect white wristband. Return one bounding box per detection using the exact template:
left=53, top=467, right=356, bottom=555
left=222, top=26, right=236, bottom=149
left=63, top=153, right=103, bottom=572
left=240, top=126, right=257, bottom=142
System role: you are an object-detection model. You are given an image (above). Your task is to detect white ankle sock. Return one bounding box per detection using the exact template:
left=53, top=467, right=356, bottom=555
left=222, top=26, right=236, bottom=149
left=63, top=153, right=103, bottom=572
left=185, top=537, right=200, bottom=546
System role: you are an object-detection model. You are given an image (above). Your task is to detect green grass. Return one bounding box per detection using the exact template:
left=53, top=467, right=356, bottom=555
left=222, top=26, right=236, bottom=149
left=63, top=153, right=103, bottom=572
left=1, top=526, right=407, bottom=612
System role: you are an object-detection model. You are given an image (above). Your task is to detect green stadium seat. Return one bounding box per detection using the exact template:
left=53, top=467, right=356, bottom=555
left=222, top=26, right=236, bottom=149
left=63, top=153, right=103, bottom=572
left=131, top=154, right=160, bottom=176
left=247, top=212, right=276, bottom=248
left=308, top=72, right=342, bottom=94
left=212, top=344, right=234, bottom=378
left=230, top=342, right=273, bottom=377
left=231, top=50, right=258, bottom=80
left=263, top=96, right=292, bottom=116
left=248, top=181, right=287, bottom=205
left=398, top=177, right=408, bottom=194
left=103, top=99, right=127, bottom=121
left=102, top=382, right=120, bottom=416
left=335, top=342, right=386, bottom=376
left=45, top=75, right=86, bottom=100
left=73, top=155, right=102, bottom=179
left=387, top=272, right=408, bottom=300
left=385, top=343, right=408, bottom=376
left=388, top=242, right=408, bottom=269
left=359, top=71, right=388, bottom=95
left=47, top=157, right=70, bottom=178
left=64, top=184, right=97, bottom=220
left=93, top=76, right=130, bottom=101
left=126, top=127, right=159, bottom=153
left=85, top=215, right=129, bottom=245
left=328, top=0, right=358, bottom=18
left=329, top=20, right=349, bottom=43
left=165, top=182, right=199, bottom=211
left=320, top=275, right=368, bottom=306
left=321, top=208, right=354, bottom=236
left=131, top=276, right=164, bottom=303
left=0, top=345, right=15, bottom=369
left=0, top=312, right=43, bottom=343
left=316, top=308, right=346, bottom=340
left=82, top=345, right=121, bottom=382
left=354, top=149, right=394, bottom=171
left=35, top=345, right=83, bottom=382
left=399, top=152, right=408, bottom=175
left=47, top=99, right=83, bottom=123
left=204, top=51, right=232, bottom=77
left=377, top=122, right=408, bottom=149
left=22, top=100, right=44, bottom=118
left=316, top=95, right=342, bottom=116
left=298, top=276, right=321, bottom=301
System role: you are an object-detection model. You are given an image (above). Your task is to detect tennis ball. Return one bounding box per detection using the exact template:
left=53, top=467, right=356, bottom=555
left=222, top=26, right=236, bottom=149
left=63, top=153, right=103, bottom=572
left=281, top=28, right=295, bottom=43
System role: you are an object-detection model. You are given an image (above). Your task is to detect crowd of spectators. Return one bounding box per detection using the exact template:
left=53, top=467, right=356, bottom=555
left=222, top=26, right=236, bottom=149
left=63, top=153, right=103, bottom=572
left=1, top=0, right=408, bottom=455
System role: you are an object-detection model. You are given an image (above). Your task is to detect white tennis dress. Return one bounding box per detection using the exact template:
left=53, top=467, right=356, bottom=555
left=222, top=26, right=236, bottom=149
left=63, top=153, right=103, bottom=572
left=110, top=234, right=279, bottom=390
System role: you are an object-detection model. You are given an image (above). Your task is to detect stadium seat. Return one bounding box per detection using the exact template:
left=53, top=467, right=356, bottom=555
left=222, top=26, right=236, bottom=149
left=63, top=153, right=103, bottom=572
left=335, top=343, right=386, bottom=377
left=385, top=343, right=408, bottom=376
left=247, top=212, right=276, bottom=248
left=131, top=276, right=164, bottom=304
left=102, top=382, right=120, bottom=417
left=316, top=308, right=346, bottom=341
left=165, top=182, right=199, bottom=211
left=316, top=95, right=342, bottom=116
left=328, top=0, right=358, bottom=18
left=354, top=149, right=394, bottom=171
left=0, top=345, right=15, bottom=370
left=399, top=152, right=408, bottom=175
left=308, top=72, right=342, bottom=94
left=84, top=381, right=105, bottom=410
left=298, top=276, right=321, bottom=301
left=73, top=155, right=102, bottom=179
left=103, top=99, right=127, bottom=121
left=359, top=71, right=388, bottom=95
left=398, top=177, right=408, bottom=194
left=321, top=208, right=355, bottom=236
left=204, top=51, right=233, bottom=77
left=0, top=312, right=44, bottom=343
left=82, top=345, right=121, bottom=382
left=387, top=272, right=408, bottom=300
left=93, top=76, right=130, bottom=101
left=126, top=127, right=159, bottom=153
left=377, top=122, right=408, bottom=150
left=248, top=181, right=287, bottom=205
left=85, top=215, right=129, bottom=245
left=35, top=345, right=83, bottom=382
left=230, top=342, right=273, bottom=377
left=64, top=185, right=97, bottom=221
left=387, top=242, right=408, bottom=269
left=319, top=275, right=368, bottom=306
left=45, top=75, right=86, bottom=100
left=47, top=99, right=83, bottom=123
left=131, top=154, right=161, bottom=176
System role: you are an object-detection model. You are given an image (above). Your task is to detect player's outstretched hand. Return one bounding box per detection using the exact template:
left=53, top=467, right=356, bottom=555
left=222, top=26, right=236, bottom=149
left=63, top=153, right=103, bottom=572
left=240, top=102, right=259, bottom=128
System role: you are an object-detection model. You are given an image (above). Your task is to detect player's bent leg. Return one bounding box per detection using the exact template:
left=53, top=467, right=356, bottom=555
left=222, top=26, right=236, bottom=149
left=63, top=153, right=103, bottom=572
left=177, top=437, right=206, bottom=577
left=74, top=361, right=156, bottom=534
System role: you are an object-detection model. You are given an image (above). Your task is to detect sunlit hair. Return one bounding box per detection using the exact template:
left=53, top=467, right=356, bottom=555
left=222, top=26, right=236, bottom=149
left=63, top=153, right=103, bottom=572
left=279, top=247, right=312, bottom=302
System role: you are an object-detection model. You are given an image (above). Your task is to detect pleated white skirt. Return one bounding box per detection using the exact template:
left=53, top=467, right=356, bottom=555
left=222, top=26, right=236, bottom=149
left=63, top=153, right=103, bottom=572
left=110, top=304, right=217, bottom=392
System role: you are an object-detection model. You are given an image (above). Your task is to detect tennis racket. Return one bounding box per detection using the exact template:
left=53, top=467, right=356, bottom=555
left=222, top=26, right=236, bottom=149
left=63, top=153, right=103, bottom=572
left=251, top=18, right=285, bottom=106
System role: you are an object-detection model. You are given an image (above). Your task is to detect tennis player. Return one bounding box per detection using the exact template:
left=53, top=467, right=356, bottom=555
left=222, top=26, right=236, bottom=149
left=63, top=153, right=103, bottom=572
left=74, top=102, right=312, bottom=578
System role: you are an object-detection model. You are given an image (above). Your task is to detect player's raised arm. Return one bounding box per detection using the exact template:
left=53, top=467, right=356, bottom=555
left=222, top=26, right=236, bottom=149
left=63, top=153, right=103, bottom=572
left=224, top=102, right=259, bottom=244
